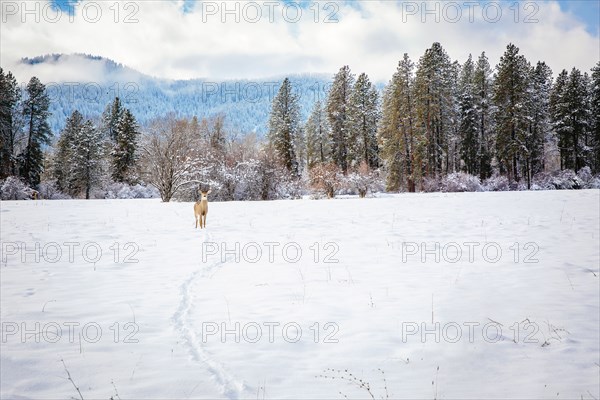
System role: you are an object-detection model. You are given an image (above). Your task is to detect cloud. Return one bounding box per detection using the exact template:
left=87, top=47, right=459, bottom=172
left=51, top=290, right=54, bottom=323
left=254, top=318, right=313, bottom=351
left=1, top=0, right=598, bottom=84
left=8, top=54, right=143, bottom=84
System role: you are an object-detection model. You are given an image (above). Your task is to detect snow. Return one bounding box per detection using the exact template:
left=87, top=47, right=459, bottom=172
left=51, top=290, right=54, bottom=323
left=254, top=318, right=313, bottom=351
left=1, top=190, right=599, bottom=399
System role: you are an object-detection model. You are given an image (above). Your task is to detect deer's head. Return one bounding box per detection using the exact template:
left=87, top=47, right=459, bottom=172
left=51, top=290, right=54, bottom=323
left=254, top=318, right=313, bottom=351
left=199, top=189, right=211, bottom=201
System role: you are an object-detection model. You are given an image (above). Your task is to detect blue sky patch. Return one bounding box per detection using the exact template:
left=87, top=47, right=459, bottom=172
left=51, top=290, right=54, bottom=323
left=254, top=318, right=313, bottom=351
left=557, top=0, right=599, bottom=35
left=49, top=0, right=79, bottom=15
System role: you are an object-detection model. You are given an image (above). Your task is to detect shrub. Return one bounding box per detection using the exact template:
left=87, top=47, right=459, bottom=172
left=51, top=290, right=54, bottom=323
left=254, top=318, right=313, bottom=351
left=441, top=172, right=483, bottom=192
left=577, top=166, right=600, bottom=189
left=422, top=176, right=442, bottom=193
left=37, top=180, right=71, bottom=200
left=99, top=182, right=160, bottom=199
left=532, top=170, right=582, bottom=190
left=0, top=177, right=34, bottom=200
left=344, top=162, right=384, bottom=198
left=277, top=174, right=305, bottom=199
left=483, top=175, right=510, bottom=192
left=309, top=163, right=343, bottom=199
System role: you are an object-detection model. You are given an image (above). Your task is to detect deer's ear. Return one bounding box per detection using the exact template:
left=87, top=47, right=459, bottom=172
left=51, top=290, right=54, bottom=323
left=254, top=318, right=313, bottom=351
left=207, top=190, right=211, bottom=195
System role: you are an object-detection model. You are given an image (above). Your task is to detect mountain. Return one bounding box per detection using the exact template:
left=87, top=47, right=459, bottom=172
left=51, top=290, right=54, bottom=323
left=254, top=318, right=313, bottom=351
left=18, top=54, right=333, bottom=135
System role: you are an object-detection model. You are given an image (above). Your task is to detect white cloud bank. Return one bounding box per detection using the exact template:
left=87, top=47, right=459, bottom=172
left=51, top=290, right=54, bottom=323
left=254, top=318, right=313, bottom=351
left=0, top=0, right=598, bottom=84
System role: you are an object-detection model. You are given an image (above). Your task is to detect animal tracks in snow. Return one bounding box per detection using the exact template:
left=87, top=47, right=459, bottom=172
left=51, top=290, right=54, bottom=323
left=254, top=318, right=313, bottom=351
left=172, top=231, right=246, bottom=399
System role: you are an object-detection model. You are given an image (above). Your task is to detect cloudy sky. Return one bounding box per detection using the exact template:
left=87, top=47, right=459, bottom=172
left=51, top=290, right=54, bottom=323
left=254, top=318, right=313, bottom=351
left=1, top=0, right=598, bottom=83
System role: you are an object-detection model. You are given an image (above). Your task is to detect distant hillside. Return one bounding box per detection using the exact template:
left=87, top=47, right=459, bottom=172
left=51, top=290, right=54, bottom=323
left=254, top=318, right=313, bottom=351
left=19, top=54, right=333, bottom=135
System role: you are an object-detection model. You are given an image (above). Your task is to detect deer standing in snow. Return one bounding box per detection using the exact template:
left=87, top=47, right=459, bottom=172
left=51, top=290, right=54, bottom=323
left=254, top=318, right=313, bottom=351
left=194, top=189, right=211, bottom=229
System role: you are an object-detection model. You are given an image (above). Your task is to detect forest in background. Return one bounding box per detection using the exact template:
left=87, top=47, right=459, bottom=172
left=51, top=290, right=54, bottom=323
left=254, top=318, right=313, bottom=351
left=1, top=42, right=599, bottom=201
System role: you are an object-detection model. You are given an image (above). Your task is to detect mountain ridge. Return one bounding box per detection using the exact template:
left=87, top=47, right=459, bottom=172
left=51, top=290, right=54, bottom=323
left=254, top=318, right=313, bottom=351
left=16, top=53, right=335, bottom=135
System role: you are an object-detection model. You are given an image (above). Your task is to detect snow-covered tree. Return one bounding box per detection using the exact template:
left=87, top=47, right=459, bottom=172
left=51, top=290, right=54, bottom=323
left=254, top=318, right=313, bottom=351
left=19, top=77, right=51, bottom=186
left=447, top=60, right=462, bottom=174
left=379, top=54, right=423, bottom=192
left=327, top=66, right=355, bottom=173
left=550, top=68, right=591, bottom=173
left=591, top=62, right=600, bottom=173
left=348, top=72, right=380, bottom=169
left=310, top=162, right=343, bottom=198
left=69, top=120, right=105, bottom=199
left=473, top=52, right=494, bottom=179
left=580, top=71, right=594, bottom=170
left=112, top=108, right=140, bottom=183
left=0, top=68, right=23, bottom=178
left=101, top=97, right=124, bottom=141
left=525, top=61, right=553, bottom=184
left=54, top=110, right=84, bottom=192
left=254, top=144, right=288, bottom=200
left=209, top=114, right=227, bottom=152
left=550, top=69, right=570, bottom=170
left=268, top=78, right=302, bottom=175
left=37, top=180, right=71, bottom=200
left=0, top=176, right=34, bottom=200
left=305, top=100, right=331, bottom=170
left=458, top=54, right=478, bottom=175
left=141, top=116, right=202, bottom=202
left=414, top=43, right=456, bottom=178
left=493, top=43, right=531, bottom=183
left=345, top=161, right=382, bottom=198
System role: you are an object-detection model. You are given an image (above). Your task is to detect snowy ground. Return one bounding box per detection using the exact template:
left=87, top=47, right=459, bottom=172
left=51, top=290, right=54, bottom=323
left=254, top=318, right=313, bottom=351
left=1, top=190, right=599, bottom=399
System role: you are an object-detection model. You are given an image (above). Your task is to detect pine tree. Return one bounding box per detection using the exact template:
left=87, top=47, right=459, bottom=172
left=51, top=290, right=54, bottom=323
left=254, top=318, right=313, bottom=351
left=378, top=78, right=403, bottom=191
left=525, top=61, right=553, bottom=184
left=580, top=72, right=594, bottom=170
left=551, top=68, right=590, bottom=172
left=493, top=43, right=531, bottom=183
left=209, top=114, right=227, bottom=153
left=550, top=69, right=570, bottom=170
left=54, top=110, right=84, bottom=192
left=0, top=68, right=22, bottom=178
left=458, top=54, right=478, bottom=175
left=414, top=42, right=455, bottom=178
left=101, top=97, right=124, bottom=141
left=348, top=73, right=380, bottom=170
left=591, top=62, right=600, bottom=173
left=268, top=78, right=301, bottom=175
left=566, top=68, right=591, bottom=171
left=448, top=60, right=462, bottom=174
left=327, top=66, right=355, bottom=173
left=112, top=108, right=140, bottom=183
left=305, top=100, right=331, bottom=170
left=473, top=52, right=494, bottom=179
left=20, top=77, right=51, bottom=186
left=378, top=54, right=423, bottom=192
left=294, top=120, right=306, bottom=175
left=190, top=115, right=201, bottom=138
left=69, top=120, right=105, bottom=199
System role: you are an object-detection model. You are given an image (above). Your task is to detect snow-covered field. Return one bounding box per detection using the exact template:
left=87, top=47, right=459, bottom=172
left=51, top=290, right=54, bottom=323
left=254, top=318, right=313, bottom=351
left=1, top=190, right=599, bottom=399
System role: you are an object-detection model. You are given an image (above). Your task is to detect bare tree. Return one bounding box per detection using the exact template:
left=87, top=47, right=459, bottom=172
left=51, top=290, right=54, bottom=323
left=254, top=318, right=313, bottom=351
left=140, top=116, right=203, bottom=202
left=310, top=162, right=343, bottom=199
left=345, top=161, right=382, bottom=198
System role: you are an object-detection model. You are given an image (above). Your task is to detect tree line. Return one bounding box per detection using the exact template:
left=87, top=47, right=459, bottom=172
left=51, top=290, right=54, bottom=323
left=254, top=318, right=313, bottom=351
left=1, top=42, right=599, bottom=200
left=268, top=42, right=600, bottom=192
left=0, top=70, right=140, bottom=199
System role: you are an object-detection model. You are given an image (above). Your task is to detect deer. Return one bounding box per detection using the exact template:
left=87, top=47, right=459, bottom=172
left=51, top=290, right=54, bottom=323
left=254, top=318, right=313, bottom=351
left=194, top=189, right=211, bottom=229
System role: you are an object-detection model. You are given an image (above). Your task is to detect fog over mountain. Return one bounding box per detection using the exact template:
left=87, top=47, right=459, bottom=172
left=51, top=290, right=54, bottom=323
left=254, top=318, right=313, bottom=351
left=18, top=54, right=334, bottom=135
